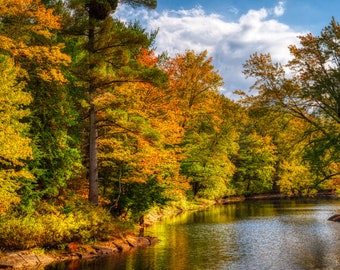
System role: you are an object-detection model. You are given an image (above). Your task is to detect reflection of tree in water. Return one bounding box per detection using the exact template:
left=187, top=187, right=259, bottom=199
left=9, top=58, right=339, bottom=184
left=49, top=201, right=340, bottom=270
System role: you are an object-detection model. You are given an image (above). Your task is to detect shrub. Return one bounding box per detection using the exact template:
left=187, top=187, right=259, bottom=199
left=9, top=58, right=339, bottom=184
left=0, top=205, right=115, bottom=250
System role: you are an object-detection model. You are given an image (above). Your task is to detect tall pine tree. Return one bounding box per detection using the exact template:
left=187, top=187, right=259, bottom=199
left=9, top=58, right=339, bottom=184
left=65, top=0, right=159, bottom=204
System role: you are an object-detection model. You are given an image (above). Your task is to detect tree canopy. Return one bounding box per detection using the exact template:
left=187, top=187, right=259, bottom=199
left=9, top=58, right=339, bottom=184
left=0, top=1, right=339, bottom=249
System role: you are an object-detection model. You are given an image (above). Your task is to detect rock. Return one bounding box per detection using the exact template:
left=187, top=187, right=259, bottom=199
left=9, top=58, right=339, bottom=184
left=0, top=251, right=55, bottom=269
left=0, top=234, right=160, bottom=269
left=136, top=237, right=151, bottom=247
left=125, top=235, right=139, bottom=247
left=66, top=242, right=97, bottom=257
left=112, top=238, right=131, bottom=252
left=66, top=242, right=80, bottom=253
left=328, top=214, right=340, bottom=222
left=93, top=246, right=116, bottom=256
left=145, top=236, right=161, bottom=245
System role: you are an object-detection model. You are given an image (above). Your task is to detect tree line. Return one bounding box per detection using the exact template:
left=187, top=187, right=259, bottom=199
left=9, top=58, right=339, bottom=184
left=0, top=0, right=339, bottom=249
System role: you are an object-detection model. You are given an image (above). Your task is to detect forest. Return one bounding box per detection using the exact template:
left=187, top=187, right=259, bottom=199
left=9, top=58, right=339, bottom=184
left=0, top=0, right=339, bottom=250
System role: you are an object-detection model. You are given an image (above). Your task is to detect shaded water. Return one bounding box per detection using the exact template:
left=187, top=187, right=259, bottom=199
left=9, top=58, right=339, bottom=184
left=46, top=199, right=340, bottom=270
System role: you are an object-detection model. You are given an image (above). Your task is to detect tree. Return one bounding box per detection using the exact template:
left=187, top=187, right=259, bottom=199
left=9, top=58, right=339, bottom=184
left=163, top=51, right=240, bottom=199
left=95, top=49, right=186, bottom=216
left=0, top=0, right=82, bottom=207
left=179, top=95, right=243, bottom=199
left=164, top=50, right=224, bottom=128
left=65, top=0, right=159, bottom=204
left=0, top=55, right=33, bottom=215
left=288, top=17, right=340, bottom=123
left=232, top=131, right=277, bottom=195
left=0, top=0, right=70, bottom=83
left=241, top=18, right=340, bottom=192
left=287, top=18, right=340, bottom=188
left=243, top=102, right=318, bottom=196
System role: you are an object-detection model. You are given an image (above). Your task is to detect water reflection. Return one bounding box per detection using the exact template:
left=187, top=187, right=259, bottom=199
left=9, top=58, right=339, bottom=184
left=46, top=200, right=340, bottom=270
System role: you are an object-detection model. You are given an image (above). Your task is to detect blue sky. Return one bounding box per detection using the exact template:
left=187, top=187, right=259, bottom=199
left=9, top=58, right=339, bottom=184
left=156, top=1, right=338, bottom=33
left=115, top=1, right=340, bottom=98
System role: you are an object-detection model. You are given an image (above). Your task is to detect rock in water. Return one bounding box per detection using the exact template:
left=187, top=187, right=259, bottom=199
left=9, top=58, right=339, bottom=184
left=328, top=214, right=340, bottom=222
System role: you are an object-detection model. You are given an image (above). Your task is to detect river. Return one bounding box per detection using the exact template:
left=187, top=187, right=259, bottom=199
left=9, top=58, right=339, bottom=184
left=46, top=199, right=340, bottom=270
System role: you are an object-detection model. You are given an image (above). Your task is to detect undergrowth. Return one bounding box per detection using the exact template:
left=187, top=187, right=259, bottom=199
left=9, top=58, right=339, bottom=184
left=0, top=204, right=116, bottom=250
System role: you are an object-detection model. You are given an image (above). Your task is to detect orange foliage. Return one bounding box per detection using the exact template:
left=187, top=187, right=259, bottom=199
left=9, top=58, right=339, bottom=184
left=137, top=48, right=158, bottom=68
left=163, top=50, right=224, bottom=127
left=0, top=0, right=70, bottom=83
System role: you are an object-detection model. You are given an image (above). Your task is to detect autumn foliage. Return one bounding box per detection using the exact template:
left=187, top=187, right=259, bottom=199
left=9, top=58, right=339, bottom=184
left=0, top=0, right=339, bottom=250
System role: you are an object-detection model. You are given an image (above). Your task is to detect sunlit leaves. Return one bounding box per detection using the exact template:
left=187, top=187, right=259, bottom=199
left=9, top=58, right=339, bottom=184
left=0, top=55, right=33, bottom=214
left=0, top=0, right=71, bottom=83
left=165, top=51, right=240, bottom=199
left=277, top=158, right=315, bottom=196
left=241, top=18, right=340, bottom=193
left=165, top=50, right=223, bottom=122
left=0, top=56, right=32, bottom=165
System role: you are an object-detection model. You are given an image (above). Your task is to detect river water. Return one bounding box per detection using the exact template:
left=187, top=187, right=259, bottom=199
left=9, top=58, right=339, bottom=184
left=46, top=199, right=340, bottom=270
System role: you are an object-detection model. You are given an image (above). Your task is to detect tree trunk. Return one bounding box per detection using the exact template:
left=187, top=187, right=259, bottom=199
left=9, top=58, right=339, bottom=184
left=88, top=16, right=98, bottom=204
left=89, top=103, right=98, bottom=204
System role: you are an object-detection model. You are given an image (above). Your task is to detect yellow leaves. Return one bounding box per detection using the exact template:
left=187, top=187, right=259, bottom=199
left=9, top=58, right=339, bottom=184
left=0, top=36, right=15, bottom=52
left=0, top=55, right=33, bottom=204
left=277, top=159, right=315, bottom=196
left=93, top=92, right=116, bottom=108
left=0, top=0, right=69, bottom=83
left=0, top=173, right=21, bottom=216
left=31, top=1, right=61, bottom=30
left=1, top=0, right=61, bottom=34
left=37, top=67, right=68, bottom=83
left=163, top=50, right=224, bottom=134
left=11, top=43, right=71, bottom=82
left=0, top=127, right=32, bottom=165
left=80, top=99, right=91, bottom=110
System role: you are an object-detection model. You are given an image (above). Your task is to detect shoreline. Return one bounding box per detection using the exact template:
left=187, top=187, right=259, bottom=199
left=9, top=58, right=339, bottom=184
left=1, top=192, right=338, bottom=269
left=0, top=234, right=160, bottom=269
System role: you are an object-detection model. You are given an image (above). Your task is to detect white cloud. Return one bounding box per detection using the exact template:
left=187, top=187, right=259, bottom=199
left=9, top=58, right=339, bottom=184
left=274, top=1, right=285, bottom=17
left=114, top=2, right=304, bottom=98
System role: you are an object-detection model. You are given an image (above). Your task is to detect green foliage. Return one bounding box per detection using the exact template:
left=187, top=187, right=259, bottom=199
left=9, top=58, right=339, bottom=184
left=0, top=56, right=32, bottom=163
left=181, top=129, right=237, bottom=199
left=23, top=80, right=83, bottom=205
left=232, top=132, right=277, bottom=195
left=110, top=178, right=169, bottom=222
left=303, top=132, right=340, bottom=189
left=121, top=0, right=157, bottom=9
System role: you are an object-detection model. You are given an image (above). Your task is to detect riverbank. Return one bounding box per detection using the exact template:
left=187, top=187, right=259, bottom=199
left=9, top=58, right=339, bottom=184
left=0, top=234, right=160, bottom=269
left=1, top=192, right=338, bottom=269
left=0, top=199, right=215, bottom=269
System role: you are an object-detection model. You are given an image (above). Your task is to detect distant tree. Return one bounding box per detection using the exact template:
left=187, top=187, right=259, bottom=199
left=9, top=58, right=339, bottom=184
left=241, top=18, right=340, bottom=192
left=243, top=103, right=318, bottom=196
left=232, top=131, right=277, bottom=195
left=163, top=51, right=240, bottom=199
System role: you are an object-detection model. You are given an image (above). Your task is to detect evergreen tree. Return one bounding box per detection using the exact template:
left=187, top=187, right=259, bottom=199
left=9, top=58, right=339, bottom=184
left=65, top=0, right=159, bottom=204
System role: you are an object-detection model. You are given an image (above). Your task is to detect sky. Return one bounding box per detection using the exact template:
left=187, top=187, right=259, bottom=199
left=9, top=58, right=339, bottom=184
left=114, top=1, right=340, bottom=98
